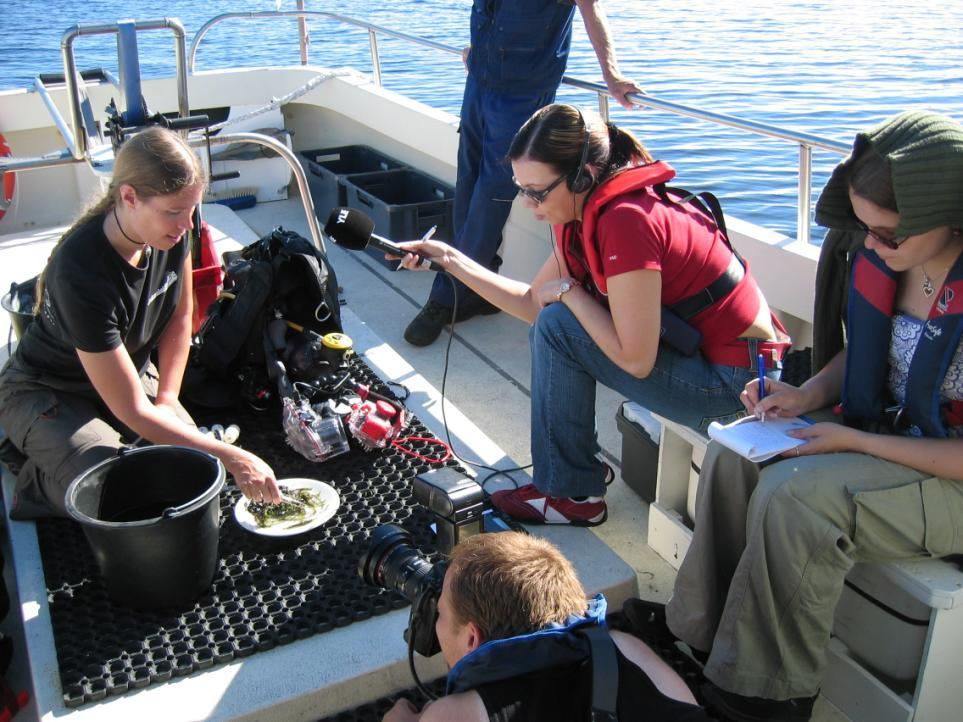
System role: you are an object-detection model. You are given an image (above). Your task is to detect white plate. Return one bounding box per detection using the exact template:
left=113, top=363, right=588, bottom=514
left=233, top=478, right=340, bottom=537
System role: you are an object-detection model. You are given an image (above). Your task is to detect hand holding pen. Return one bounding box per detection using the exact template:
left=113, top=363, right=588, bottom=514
left=741, top=369, right=812, bottom=421
left=414, top=225, right=437, bottom=269
left=757, top=353, right=766, bottom=423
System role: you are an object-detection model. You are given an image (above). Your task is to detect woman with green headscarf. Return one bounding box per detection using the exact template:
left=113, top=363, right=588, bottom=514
left=663, top=111, right=963, bottom=722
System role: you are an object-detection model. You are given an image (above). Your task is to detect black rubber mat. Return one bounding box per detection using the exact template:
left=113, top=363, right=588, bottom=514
left=37, top=357, right=451, bottom=707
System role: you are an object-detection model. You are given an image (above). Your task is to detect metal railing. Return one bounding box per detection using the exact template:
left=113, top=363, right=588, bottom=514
left=188, top=10, right=852, bottom=244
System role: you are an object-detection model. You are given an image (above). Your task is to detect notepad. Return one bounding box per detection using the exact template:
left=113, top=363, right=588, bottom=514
left=707, top=415, right=812, bottom=462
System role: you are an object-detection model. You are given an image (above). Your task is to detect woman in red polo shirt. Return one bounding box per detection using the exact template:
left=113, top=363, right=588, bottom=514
left=399, top=103, right=788, bottom=526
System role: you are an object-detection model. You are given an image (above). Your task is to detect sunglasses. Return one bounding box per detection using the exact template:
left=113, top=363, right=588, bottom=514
left=512, top=172, right=568, bottom=205
left=855, top=220, right=909, bottom=250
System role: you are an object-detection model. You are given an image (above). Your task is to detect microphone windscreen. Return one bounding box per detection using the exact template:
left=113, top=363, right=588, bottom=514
left=324, top=207, right=374, bottom=251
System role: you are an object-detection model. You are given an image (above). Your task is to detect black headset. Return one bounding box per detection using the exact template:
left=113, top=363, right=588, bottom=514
left=567, top=105, right=594, bottom=194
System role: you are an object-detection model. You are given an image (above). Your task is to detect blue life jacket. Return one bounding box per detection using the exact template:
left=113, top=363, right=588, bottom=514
left=842, top=248, right=963, bottom=436
left=467, top=0, right=576, bottom=93
left=447, top=593, right=607, bottom=695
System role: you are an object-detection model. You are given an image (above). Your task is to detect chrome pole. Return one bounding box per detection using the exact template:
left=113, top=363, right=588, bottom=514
left=191, top=131, right=326, bottom=253
left=797, top=143, right=813, bottom=244
left=597, top=93, right=609, bottom=123
left=33, top=78, right=78, bottom=153
left=297, top=0, right=309, bottom=65
left=168, top=19, right=190, bottom=121
left=368, top=30, right=382, bottom=87
left=60, top=27, right=86, bottom=160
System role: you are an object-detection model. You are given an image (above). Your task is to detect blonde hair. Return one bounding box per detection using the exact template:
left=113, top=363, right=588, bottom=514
left=447, top=532, right=587, bottom=641
left=34, top=127, right=206, bottom=311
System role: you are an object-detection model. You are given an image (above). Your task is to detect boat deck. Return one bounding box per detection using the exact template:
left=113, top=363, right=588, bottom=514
left=0, top=199, right=847, bottom=721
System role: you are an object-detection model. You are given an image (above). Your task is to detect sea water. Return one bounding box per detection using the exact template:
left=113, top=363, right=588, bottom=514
left=1, top=0, right=961, bottom=240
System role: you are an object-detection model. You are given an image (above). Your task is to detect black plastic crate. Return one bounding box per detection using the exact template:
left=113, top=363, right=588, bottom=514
left=300, top=145, right=407, bottom=220
left=615, top=403, right=660, bottom=502
left=342, top=169, right=455, bottom=270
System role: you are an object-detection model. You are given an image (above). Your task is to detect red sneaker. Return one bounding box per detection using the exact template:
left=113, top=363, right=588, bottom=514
left=490, top=485, right=607, bottom=526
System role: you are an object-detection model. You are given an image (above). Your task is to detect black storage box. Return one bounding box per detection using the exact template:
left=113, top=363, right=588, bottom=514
left=300, top=145, right=407, bottom=220
left=615, top=403, right=660, bottom=502
left=342, top=168, right=455, bottom=270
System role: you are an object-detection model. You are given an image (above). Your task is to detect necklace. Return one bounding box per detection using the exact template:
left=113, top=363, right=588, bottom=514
left=921, top=261, right=951, bottom=299
left=112, top=206, right=146, bottom=246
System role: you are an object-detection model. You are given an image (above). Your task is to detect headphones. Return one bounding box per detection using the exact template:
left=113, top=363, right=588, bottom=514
left=567, top=105, right=594, bottom=194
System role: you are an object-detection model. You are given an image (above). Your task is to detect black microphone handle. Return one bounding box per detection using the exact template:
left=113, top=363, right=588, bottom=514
left=367, top=234, right=445, bottom=273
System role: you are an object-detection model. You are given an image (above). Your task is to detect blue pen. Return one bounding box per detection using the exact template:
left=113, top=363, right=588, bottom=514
left=757, top=353, right=766, bottom=423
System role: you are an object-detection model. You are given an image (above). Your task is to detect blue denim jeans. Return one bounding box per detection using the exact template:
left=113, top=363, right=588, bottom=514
left=531, top=303, right=772, bottom=497
left=429, top=76, right=556, bottom=307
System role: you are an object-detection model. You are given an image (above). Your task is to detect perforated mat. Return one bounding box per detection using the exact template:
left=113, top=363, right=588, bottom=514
left=37, top=358, right=450, bottom=708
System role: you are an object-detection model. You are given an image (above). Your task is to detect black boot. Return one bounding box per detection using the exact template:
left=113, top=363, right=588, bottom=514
left=404, top=294, right=500, bottom=347
left=701, top=682, right=817, bottom=722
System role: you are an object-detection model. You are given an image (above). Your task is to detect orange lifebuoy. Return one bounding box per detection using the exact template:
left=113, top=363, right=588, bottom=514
left=0, top=133, right=15, bottom=221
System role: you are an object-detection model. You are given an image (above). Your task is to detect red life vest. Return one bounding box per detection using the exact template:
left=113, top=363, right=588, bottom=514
left=553, top=161, right=677, bottom=296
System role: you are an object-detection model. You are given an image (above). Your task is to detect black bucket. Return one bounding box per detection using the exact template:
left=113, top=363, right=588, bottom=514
left=65, top=446, right=225, bottom=610
left=1, top=276, right=37, bottom=340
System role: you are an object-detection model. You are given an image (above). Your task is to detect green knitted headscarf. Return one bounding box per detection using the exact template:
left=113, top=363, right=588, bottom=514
left=815, top=110, right=963, bottom=236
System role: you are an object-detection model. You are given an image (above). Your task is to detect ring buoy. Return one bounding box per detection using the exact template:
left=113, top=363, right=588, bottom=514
left=0, top=133, right=15, bottom=221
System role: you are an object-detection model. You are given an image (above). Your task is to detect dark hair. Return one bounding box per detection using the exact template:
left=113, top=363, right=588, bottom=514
left=447, top=532, right=586, bottom=642
left=846, top=146, right=896, bottom=212
left=508, top=103, right=653, bottom=185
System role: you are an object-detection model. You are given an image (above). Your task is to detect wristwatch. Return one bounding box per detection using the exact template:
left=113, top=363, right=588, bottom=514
left=556, top=280, right=575, bottom=302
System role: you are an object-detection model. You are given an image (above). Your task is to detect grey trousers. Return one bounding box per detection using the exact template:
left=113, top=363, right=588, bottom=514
left=665, top=438, right=963, bottom=700
left=0, top=362, right=192, bottom=519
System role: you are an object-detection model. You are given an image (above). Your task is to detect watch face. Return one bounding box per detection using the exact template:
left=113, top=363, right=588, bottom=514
left=560, top=281, right=571, bottom=293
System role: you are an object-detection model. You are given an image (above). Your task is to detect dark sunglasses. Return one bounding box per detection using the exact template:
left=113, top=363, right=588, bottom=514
left=512, top=172, right=568, bottom=204
left=855, top=220, right=909, bottom=250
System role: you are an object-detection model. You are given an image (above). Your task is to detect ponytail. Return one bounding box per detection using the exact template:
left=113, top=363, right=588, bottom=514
left=33, top=127, right=205, bottom=314
left=33, top=194, right=115, bottom=314
left=598, top=121, right=652, bottom=183
left=508, top=103, right=653, bottom=184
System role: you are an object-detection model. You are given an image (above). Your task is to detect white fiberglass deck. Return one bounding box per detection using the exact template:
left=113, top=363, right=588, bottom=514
left=0, top=204, right=640, bottom=721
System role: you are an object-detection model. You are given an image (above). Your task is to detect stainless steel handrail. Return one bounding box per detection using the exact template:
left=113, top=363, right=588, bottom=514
left=1, top=20, right=191, bottom=177
left=191, top=132, right=326, bottom=253
left=61, top=18, right=190, bottom=161
left=187, top=11, right=852, bottom=244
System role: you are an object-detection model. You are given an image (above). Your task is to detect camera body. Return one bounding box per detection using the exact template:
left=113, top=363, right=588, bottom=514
left=413, top=468, right=485, bottom=555
left=357, top=524, right=446, bottom=657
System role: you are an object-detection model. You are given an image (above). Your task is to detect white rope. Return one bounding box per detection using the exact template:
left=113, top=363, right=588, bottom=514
left=197, top=68, right=367, bottom=134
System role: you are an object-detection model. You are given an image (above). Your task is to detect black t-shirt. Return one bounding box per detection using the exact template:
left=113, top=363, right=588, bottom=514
left=14, top=213, right=188, bottom=394
left=476, top=646, right=710, bottom=722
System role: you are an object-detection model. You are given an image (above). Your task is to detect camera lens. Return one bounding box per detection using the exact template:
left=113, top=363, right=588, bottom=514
left=358, top=524, right=438, bottom=602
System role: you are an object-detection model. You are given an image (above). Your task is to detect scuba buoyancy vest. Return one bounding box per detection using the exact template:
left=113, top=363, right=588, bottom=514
left=196, top=227, right=342, bottom=378
left=843, top=248, right=963, bottom=436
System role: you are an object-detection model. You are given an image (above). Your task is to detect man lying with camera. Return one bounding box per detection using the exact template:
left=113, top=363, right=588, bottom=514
left=379, top=530, right=708, bottom=721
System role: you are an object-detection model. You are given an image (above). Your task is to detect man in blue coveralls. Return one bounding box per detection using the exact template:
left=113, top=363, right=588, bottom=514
left=404, top=0, right=643, bottom=346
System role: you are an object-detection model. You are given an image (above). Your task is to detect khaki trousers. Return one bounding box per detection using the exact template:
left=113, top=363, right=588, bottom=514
left=665, top=439, right=963, bottom=700
left=0, top=362, right=192, bottom=519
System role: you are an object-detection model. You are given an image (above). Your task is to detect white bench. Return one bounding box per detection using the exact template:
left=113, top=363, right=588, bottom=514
left=646, top=414, right=963, bottom=722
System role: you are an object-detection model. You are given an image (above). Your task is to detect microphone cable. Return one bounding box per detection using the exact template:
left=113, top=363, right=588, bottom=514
left=432, top=269, right=534, bottom=495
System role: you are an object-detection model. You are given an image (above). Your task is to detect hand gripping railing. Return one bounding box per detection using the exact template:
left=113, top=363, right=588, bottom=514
left=187, top=10, right=851, bottom=245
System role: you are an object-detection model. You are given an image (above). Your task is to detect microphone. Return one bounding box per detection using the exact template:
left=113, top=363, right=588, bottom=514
left=323, top=207, right=443, bottom=272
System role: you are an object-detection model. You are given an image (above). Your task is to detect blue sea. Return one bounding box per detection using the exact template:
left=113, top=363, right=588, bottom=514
left=2, top=0, right=962, bottom=240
